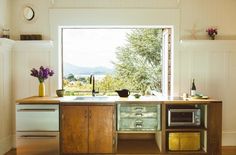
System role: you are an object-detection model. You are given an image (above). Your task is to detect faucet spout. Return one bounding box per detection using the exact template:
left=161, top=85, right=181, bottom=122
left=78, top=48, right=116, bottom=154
left=90, top=74, right=99, bottom=96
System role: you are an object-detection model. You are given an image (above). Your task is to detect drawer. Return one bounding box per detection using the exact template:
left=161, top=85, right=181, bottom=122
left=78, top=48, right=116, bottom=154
left=168, top=132, right=200, bottom=151
left=119, top=104, right=158, bottom=113
left=120, top=112, right=157, bottom=118
left=119, top=118, right=158, bottom=131
left=16, top=105, right=59, bottom=131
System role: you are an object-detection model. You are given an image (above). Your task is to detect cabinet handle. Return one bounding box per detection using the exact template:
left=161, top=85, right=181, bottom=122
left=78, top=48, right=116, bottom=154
left=113, top=137, right=116, bottom=145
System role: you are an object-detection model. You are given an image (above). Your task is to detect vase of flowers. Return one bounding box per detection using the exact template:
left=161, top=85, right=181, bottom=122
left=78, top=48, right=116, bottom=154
left=206, top=27, right=218, bottom=40
left=30, top=66, right=54, bottom=97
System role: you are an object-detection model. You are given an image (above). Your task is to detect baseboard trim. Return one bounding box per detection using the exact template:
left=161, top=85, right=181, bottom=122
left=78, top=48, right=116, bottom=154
left=222, top=131, right=236, bottom=146
left=0, top=135, right=13, bottom=155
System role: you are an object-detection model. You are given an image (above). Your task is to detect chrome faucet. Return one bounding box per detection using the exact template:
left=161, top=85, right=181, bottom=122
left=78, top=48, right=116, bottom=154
left=89, top=74, right=99, bottom=96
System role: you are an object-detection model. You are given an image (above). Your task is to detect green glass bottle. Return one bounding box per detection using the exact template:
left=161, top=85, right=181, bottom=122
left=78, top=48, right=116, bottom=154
left=191, top=79, right=196, bottom=96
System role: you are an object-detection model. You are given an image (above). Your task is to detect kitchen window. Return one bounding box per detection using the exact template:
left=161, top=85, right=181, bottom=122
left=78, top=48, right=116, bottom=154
left=61, top=27, right=172, bottom=96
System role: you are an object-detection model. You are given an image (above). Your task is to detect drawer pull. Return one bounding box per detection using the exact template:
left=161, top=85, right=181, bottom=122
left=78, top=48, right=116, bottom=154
left=135, top=123, right=143, bottom=128
left=135, top=113, right=143, bottom=117
left=135, top=120, right=143, bottom=123
left=135, top=107, right=144, bottom=111
left=20, top=135, right=57, bottom=139
left=17, top=109, right=57, bottom=112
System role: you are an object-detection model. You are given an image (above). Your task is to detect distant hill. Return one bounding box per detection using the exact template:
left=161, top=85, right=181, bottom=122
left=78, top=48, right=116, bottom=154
left=64, top=63, right=114, bottom=76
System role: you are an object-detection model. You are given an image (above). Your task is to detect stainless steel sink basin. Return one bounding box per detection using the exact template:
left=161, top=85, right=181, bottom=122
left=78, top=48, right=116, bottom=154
left=73, top=96, right=111, bottom=101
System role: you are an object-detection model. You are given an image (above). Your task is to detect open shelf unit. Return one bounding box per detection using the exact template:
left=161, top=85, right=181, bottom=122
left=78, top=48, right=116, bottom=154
left=115, top=101, right=222, bottom=155
left=162, top=103, right=208, bottom=154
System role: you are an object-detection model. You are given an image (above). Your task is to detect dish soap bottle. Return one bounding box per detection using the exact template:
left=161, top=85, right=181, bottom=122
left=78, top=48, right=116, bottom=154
left=190, top=79, right=196, bottom=96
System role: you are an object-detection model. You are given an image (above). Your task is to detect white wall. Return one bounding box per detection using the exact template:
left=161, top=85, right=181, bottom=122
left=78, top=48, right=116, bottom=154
left=11, top=0, right=51, bottom=40
left=0, top=0, right=10, bottom=36
left=12, top=41, right=53, bottom=100
left=10, top=0, right=236, bottom=40
left=0, top=39, right=14, bottom=155
left=7, top=0, right=236, bottom=147
left=181, top=0, right=236, bottom=40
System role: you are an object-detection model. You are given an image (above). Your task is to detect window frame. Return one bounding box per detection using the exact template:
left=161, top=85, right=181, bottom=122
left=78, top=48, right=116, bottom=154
left=60, top=26, right=173, bottom=97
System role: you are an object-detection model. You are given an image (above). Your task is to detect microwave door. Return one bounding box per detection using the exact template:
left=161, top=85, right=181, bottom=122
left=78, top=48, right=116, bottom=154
left=168, top=109, right=196, bottom=126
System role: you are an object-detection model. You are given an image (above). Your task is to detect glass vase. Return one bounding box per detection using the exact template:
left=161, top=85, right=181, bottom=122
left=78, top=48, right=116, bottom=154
left=39, top=82, right=45, bottom=97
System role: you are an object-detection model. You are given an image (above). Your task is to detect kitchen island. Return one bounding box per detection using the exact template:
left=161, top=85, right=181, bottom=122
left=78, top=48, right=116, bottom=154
left=16, top=96, right=222, bottom=155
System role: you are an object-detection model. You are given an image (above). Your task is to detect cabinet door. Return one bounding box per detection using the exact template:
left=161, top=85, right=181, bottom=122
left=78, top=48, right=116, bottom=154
left=208, top=102, right=222, bottom=155
left=89, top=106, right=114, bottom=153
left=61, top=106, right=88, bottom=154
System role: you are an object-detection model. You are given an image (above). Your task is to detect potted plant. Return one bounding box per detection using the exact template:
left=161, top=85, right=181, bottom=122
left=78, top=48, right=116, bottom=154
left=206, top=27, right=218, bottom=40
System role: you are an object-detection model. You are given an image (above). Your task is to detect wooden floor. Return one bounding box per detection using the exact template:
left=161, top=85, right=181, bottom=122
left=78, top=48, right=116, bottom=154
left=5, top=146, right=236, bottom=155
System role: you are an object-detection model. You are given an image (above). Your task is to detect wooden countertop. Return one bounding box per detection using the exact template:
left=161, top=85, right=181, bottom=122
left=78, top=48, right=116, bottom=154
left=16, top=96, right=61, bottom=104
left=16, top=96, right=222, bottom=105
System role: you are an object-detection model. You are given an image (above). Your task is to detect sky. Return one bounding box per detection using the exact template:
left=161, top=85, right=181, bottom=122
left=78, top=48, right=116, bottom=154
left=63, top=28, right=133, bottom=69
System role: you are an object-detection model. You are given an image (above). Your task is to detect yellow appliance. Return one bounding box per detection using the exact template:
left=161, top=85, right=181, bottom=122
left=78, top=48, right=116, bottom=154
left=168, top=132, right=200, bottom=151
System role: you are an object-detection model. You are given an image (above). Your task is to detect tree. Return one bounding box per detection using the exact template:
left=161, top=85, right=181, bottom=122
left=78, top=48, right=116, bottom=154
left=66, top=73, right=77, bottom=82
left=114, top=29, right=163, bottom=94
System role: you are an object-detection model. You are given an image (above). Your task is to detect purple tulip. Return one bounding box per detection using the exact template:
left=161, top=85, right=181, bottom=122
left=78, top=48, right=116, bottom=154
left=30, top=66, right=54, bottom=83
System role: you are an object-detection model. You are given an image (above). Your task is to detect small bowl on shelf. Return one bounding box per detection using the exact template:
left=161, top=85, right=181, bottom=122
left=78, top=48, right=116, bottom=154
left=134, top=93, right=141, bottom=99
left=56, top=89, right=65, bottom=97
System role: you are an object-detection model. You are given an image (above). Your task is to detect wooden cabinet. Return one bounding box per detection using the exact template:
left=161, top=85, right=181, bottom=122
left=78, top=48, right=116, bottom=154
left=60, top=106, right=88, bottom=153
left=89, top=106, right=114, bottom=153
left=60, top=105, right=115, bottom=154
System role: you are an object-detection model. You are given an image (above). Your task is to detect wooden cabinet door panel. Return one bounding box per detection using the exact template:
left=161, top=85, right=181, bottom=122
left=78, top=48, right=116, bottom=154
left=61, top=106, right=88, bottom=154
left=89, top=106, right=114, bottom=153
left=207, top=102, right=222, bottom=155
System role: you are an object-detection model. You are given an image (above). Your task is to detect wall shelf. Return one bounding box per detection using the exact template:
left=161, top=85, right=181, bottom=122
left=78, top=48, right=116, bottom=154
left=14, top=40, right=53, bottom=51
left=179, top=39, right=236, bottom=52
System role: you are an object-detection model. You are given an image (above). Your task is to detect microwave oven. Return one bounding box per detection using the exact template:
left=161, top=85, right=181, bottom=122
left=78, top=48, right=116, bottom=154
left=168, top=107, right=201, bottom=127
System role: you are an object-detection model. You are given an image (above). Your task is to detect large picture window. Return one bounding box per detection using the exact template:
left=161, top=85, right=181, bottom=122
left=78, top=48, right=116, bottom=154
left=62, top=27, right=171, bottom=96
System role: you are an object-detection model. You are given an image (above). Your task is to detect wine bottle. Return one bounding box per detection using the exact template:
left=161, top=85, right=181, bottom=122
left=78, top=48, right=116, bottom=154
left=191, top=79, right=196, bottom=96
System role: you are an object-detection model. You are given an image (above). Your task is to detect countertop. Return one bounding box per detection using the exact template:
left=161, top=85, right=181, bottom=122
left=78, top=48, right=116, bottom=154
left=16, top=96, right=222, bottom=105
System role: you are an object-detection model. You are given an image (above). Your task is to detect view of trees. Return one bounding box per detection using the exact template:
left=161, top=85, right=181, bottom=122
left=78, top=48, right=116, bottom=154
left=63, top=28, right=163, bottom=96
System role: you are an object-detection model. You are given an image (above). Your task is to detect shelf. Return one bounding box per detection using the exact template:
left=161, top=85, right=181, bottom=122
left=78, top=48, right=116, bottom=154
left=166, top=149, right=207, bottom=154
left=180, top=39, right=236, bottom=43
left=165, top=127, right=207, bottom=132
left=179, top=39, right=236, bottom=51
left=166, top=147, right=207, bottom=154
left=117, top=130, right=157, bottom=133
left=13, top=40, right=53, bottom=52
left=117, top=139, right=160, bottom=154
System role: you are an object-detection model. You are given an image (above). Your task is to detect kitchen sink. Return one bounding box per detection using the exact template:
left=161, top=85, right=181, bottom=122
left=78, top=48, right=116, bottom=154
left=60, top=96, right=118, bottom=103
left=73, top=96, right=112, bottom=101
